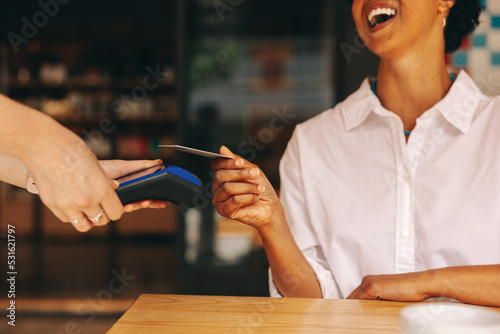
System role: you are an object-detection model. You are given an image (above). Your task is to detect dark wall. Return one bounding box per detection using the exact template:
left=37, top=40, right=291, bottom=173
left=334, top=0, right=379, bottom=101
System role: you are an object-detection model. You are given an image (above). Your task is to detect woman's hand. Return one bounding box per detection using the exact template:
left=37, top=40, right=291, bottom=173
left=347, top=272, right=431, bottom=301
left=98, top=159, right=168, bottom=213
left=212, top=146, right=323, bottom=298
left=348, top=266, right=500, bottom=307
left=211, top=146, right=281, bottom=232
left=212, top=146, right=324, bottom=298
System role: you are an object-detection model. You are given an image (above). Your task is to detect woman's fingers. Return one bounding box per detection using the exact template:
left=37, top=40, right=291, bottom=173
left=99, top=159, right=163, bottom=179
left=58, top=176, right=121, bottom=231
left=95, top=177, right=124, bottom=222
left=211, top=146, right=250, bottom=171
left=123, top=200, right=154, bottom=213
left=145, top=200, right=168, bottom=209
left=83, top=206, right=110, bottom=227
left=71, top=220, right=93, bottom=232
left=211, top=157, right=243, bottom=171
left=347, top=285, right=362, bottom=299
left=215, top=194, right=262, bottom=218
left=220, top=145, right=237, bottom=158
left=123, top=200, right=168, bottom=213
left=213, top=181, right=265, bottom=203
left=212, top=168, right=261, bottom=193
left=64, top=208, right=94, bottom=232
left=98, top=159, right=169, bottom=216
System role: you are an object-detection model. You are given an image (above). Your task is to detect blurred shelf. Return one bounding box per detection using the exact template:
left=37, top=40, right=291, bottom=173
left=52, top=115, right=178, bottom=125
left=7, top=79, right=175, bottom=93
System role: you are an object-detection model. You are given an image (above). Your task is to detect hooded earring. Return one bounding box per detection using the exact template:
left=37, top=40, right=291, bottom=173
left=443, top=16, right=447, bottom=28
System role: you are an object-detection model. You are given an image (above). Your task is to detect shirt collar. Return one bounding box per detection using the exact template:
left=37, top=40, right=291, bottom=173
left=433, top=70, right=482, bottom=134
left=340, top=77, right=377, bottom=132
left=340, top=70, right=483, bottom=135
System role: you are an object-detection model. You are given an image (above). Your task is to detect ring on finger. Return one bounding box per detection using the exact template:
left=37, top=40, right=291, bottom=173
left=88, top=209, right=105, bottom=224
left=70, top=217, right=86, bottom=225
left=92, top=214, right=108, bottom=226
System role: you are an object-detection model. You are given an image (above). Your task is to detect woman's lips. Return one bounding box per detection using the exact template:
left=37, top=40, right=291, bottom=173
left=365, top=3, right=398, bottom=33
left=368, top=14, right=396, bottom=33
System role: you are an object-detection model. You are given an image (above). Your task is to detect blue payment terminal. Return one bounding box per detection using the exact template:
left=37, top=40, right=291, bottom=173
left=116, top=164, right=203, bottom=208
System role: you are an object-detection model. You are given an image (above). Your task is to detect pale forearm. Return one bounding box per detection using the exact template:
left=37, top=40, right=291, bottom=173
left=0, top=154, right=29, bottom=188
left=426, top=265, right=500, bottom=307
left=0, top=95, right=40, bottom=187
left=0, top=94, right=46, bottom=159
left=259, top=209, right=322, bottom=298
left=0, top=94, right=79, bottom=164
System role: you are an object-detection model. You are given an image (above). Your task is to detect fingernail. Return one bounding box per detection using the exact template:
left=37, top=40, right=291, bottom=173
left=236, top=159, right=243, bottom=167
left=250, top=168, right=260, bottom=177
left=258, top=185, right=265, bottom=192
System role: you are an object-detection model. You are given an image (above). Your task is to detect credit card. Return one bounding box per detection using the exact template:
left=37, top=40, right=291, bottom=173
left=159, top=145, right=232, bottom=159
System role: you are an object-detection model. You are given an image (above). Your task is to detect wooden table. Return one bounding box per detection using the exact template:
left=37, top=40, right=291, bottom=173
left=107, top=294, right=448, bottom=333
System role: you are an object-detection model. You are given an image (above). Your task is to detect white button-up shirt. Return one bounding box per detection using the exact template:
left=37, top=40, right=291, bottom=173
left=270, top=71, right=500, bottom=299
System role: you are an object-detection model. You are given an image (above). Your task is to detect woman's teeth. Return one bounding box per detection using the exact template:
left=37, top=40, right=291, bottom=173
left=368, top=8, right=397, bottom=28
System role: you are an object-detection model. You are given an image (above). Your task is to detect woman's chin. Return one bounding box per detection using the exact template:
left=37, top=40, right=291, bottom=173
left=362, top=35, right=411, bottom=61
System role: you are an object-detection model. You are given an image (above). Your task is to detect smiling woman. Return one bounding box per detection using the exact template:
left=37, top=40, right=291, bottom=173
left=210, top=0, right=500, bottom=308
left=347, top=0, right=481, bottom=53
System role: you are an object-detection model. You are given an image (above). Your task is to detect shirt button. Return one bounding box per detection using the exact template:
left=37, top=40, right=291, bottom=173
left=421, top=124, right=430, bottom=130
left=402, top=172, right=411, bottom=181
left=402, top=231, right=410, bottom=238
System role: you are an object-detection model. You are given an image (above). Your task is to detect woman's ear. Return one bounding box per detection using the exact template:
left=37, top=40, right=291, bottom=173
left=438, top=0, right=456, bottom=16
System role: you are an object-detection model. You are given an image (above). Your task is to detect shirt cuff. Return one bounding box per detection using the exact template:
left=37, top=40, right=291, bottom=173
left=269, top=268, right=283, bottom=297
left=268, top=255, right=341, bottom=299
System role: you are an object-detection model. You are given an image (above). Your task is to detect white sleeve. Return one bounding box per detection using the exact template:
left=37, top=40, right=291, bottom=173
left=269, top=246, right=340, bottom=298
left=269, top=128, right=341, bottom=299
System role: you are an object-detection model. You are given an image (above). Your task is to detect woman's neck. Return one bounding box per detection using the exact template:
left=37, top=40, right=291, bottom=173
left=375, top=54, right=453, bottom=132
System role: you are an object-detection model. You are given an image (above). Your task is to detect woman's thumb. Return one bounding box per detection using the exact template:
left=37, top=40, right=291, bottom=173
left=220, top=145, right=236, bottom=157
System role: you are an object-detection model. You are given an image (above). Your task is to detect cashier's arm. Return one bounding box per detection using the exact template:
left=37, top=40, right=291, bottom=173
left=348, top=265, right=500, bottom=307
left=0, top=154, right=30, bottom=188
left=0, top=153, right=167, bottom=213
left=212, top=146, right=322, bottom=298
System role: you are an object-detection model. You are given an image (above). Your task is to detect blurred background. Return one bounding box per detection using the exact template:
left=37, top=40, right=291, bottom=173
left=0, top=0, right=498, bottom=333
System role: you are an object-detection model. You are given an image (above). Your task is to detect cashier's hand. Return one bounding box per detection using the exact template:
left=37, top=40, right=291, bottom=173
left=29, top=149, right=166, bottom=233
left=98, top=159, right=168, bottom=213
left=211, top=146, right=281, bottom=232
left=4, top=98, right=166, bottom=233
left=347, top=272, right=430, bottom=301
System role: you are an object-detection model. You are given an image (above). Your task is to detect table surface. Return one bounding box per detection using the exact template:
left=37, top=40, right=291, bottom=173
left=107, top=294, right=500, bottom=334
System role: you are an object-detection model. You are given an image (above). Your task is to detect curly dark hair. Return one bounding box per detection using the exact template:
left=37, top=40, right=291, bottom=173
left=444, top=0, right=482, bottom=53
left=344, top=0, right=483, bottom=54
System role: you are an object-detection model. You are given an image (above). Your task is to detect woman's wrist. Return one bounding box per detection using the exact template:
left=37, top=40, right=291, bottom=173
left=257, top=204, right=288, bottom=241
left=5, top=104, right=61, bottom=161
left=24, top=113, right=91, bottom=169
left=418, top=267, right=457, bottom=300
left=0, top=154, right=30, bottom=188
